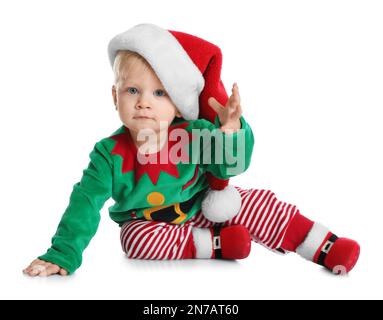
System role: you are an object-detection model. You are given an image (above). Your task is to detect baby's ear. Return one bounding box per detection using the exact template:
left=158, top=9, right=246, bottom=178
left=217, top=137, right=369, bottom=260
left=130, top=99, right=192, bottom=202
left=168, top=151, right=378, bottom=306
left=112, top=85, right=118, bottom=109
left=175, top=109, right=182, bottom=118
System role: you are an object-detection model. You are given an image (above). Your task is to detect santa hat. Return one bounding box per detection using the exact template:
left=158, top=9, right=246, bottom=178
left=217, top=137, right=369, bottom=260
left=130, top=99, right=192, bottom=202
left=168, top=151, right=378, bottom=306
left=107, top=23, right=241, bottom=223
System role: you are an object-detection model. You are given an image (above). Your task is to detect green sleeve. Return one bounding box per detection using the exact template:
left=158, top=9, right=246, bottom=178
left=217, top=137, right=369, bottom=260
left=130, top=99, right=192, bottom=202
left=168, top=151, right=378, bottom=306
left=198, top=115, right=254, bottom=179
left=38, top=141, right=113, bottom=274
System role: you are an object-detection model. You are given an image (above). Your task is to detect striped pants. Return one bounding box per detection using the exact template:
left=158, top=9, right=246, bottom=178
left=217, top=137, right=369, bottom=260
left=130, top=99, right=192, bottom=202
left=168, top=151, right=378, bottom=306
left=120, top=187, right=304, bottom=260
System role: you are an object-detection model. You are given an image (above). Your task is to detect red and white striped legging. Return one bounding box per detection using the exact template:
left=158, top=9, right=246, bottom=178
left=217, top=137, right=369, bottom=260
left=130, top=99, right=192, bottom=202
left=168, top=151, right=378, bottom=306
left=120, top=187, right=299, bottom=260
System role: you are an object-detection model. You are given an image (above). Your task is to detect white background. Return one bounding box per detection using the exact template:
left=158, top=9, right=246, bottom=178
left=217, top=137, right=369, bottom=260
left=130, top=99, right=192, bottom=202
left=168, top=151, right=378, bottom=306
left=1, top=0, right=382, bottom=300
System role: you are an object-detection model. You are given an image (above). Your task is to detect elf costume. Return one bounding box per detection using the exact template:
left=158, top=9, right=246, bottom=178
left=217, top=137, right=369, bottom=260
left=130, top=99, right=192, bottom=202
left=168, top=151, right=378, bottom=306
left=39, top=23, right=360, bottom=275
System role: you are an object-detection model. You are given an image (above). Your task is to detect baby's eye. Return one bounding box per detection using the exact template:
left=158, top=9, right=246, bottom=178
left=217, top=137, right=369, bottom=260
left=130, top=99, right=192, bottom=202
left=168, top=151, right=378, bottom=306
left=154, top=89, right=167, bottom=97
left=127, top=87, right=138, bottom=94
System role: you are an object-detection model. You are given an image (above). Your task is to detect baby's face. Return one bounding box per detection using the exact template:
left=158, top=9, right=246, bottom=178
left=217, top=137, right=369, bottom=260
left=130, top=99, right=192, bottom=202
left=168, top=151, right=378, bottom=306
left=112, top=62, right=181, bottom=135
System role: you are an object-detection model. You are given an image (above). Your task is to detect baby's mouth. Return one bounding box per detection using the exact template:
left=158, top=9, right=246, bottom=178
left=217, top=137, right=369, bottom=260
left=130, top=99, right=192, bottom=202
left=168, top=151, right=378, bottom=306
left=134, top=116, right=154, bottom=120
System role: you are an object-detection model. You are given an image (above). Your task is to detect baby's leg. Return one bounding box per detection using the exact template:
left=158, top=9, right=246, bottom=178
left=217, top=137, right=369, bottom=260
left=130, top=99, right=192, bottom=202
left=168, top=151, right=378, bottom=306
left=120, top=220, right=195, bottom=259
left=225, top=188, right=299, bottom=251
left=223, top=187, right=360, bottom=273
left=120, top=219, right=251, bottom=260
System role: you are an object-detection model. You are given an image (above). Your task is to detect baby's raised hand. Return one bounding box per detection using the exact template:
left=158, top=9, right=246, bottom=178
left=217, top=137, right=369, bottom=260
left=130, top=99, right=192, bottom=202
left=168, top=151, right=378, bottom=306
left=23, top=258, right=68, bottom=277
left=208, top=83, right=243, bottom=134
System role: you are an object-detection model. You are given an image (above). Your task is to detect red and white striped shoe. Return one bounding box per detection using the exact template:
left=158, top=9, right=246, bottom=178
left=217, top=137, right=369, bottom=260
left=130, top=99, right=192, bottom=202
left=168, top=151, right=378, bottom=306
left=192, top=224, right=251, bottom=260
left=296, top=223, right=360, bottom=274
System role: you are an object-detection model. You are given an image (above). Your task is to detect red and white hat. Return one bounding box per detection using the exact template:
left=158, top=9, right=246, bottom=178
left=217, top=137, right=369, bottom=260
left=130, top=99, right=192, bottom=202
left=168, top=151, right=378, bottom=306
left=108, top=23, right=228, bottom=123
left=107, top=23, right=241, bottom=222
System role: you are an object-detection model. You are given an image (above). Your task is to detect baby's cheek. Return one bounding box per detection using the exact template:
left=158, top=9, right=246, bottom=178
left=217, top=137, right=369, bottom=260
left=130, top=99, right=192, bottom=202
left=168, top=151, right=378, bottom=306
left=118, top=110, right=133, bottom=121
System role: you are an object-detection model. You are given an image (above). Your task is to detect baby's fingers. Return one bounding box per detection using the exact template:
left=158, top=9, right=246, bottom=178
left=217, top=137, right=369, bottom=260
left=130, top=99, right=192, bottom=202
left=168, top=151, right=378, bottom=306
left=230, top=83, right=241, bottom=105
left=25, top=263, right=47, bottom=277
left=23, top=260, right=40, bottom=275
left=208, top=97, right=224, bottom=113
left=232, top=102, right=243, bottom=118
left=23, top=259, right=67, bottom=277
left=23, top=259, right=49, bottom=277
left=39, top=263, right=60, bottom=277
left=59, top=268, right=68, bottom=276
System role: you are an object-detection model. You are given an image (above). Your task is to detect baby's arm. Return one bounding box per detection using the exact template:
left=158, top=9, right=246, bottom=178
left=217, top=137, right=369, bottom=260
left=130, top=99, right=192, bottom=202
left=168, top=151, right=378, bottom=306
left=23, top=141, right=113, bottom=276
left=23, top=259, right=68, bottom=277
left=198, top=83, right=254, bottom=179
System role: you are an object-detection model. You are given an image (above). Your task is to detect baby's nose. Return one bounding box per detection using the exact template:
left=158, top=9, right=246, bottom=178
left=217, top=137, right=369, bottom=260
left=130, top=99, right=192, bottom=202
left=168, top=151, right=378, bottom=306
left=136, top=100, right=151, bottom=109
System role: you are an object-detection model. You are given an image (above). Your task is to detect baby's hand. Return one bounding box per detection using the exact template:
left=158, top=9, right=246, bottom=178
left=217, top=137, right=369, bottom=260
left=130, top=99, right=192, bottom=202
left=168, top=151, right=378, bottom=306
left=23, top=259, right=68, bottom=277
left=208, top=83, right=243, bottom=134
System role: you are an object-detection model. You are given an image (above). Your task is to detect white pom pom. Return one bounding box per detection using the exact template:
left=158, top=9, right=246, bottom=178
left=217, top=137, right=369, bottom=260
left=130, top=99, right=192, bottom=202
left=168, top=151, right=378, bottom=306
left=201, top=185, right=242, bottom=223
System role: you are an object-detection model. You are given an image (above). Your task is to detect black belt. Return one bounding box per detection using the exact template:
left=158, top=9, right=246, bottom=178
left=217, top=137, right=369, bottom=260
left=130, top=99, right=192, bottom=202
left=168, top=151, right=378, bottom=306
left=213, top=224, right=223, bottom=259
left=317, top=234, right=338, bottom=266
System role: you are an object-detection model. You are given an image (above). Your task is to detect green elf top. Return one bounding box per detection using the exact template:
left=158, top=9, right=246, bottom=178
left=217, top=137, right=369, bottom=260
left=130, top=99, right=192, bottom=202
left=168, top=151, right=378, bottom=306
left=38, top=23, right=255, bottom=274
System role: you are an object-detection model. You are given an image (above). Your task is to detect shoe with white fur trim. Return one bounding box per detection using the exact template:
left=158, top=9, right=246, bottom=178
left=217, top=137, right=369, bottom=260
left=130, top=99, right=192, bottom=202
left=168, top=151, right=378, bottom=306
left=192, top=224, right=251, bottom=260
left=312, top=234, right=360, bottom=274
left=296, top=222, right=360, bottom=274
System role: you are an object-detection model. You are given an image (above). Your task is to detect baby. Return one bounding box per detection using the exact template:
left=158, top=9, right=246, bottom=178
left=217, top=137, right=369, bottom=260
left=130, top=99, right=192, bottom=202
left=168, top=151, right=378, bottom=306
left=24, top=23, right=359, bottom=277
